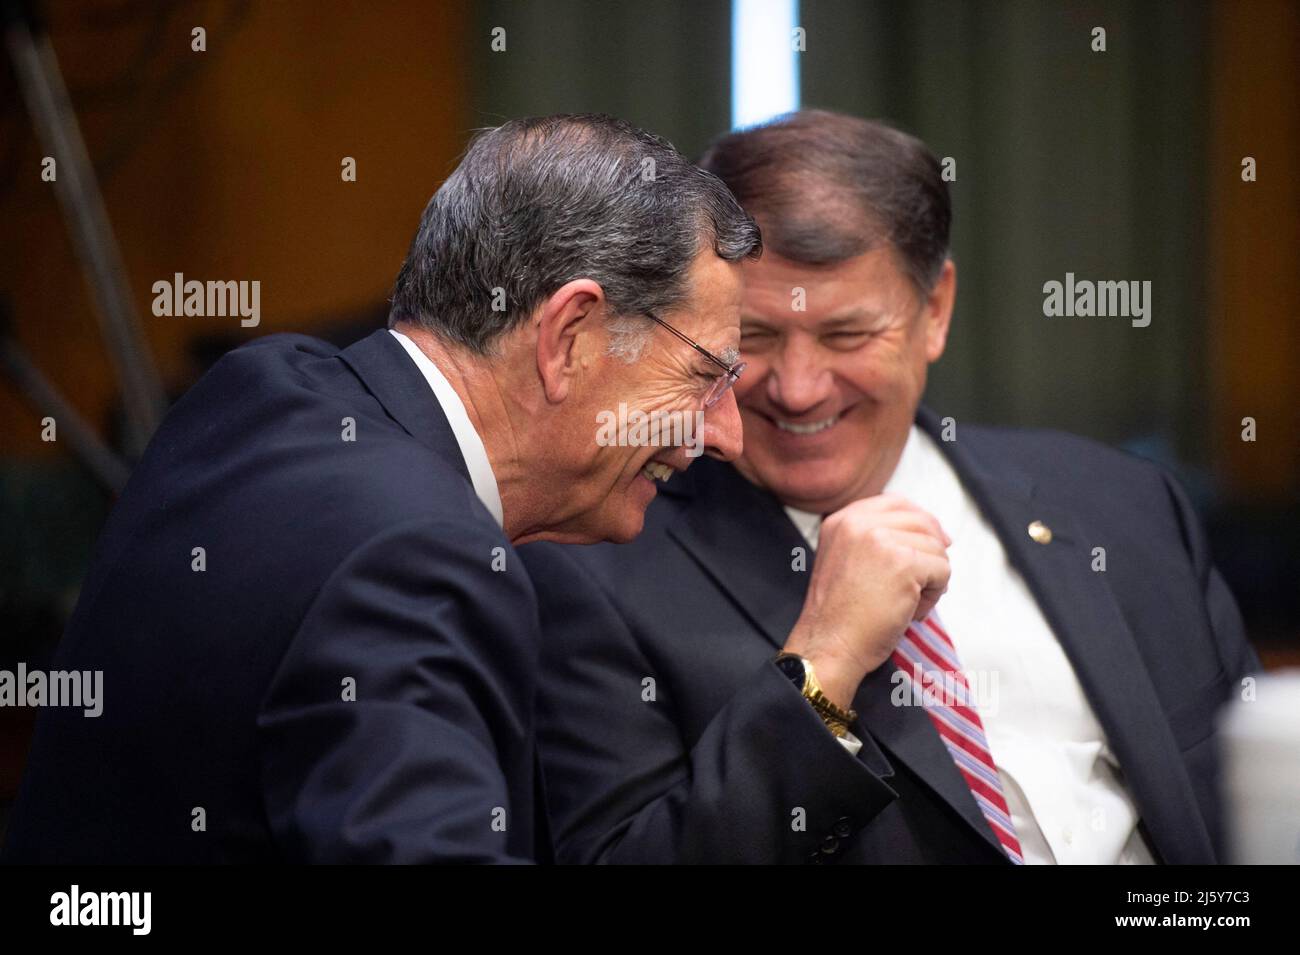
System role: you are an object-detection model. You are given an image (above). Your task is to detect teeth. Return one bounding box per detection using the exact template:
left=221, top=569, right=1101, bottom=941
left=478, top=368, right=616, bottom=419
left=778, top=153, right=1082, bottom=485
left=640, top=462, right=674, bottom=482
left=776, top=415, right=839, bottom=435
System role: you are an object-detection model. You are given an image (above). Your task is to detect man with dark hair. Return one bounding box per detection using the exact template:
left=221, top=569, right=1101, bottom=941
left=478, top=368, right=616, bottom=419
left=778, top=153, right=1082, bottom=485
left=3, top=114, right=760, bottom=863
left=522, top=109, right=1258, bottom=864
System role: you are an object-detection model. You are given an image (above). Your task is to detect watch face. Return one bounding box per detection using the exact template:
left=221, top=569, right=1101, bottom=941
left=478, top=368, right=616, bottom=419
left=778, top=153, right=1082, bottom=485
left=775, top=655, right=806, bottom=687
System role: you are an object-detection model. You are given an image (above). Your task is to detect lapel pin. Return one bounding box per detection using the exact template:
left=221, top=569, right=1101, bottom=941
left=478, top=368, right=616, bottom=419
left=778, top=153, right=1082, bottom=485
left=1027, top=520, right=1052, bottom=544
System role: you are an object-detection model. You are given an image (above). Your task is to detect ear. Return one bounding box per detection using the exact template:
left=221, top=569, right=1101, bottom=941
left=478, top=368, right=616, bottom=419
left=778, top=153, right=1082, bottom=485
left=535, top=278, right=605, bottom=403
left=923, top=259, right=956, bottom=362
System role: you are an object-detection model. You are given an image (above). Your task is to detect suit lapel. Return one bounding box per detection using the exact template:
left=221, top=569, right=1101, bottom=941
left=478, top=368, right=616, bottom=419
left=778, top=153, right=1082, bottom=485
left=664, top=460, right=811, bottom=647
left=920, top=408, right=1215, bottom=863
left=854, top=660, right=1011, bottom=858
left=338, top=329, right=472, bottom=484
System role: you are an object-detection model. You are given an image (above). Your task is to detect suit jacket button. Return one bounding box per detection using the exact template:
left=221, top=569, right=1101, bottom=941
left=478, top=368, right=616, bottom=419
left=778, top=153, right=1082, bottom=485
left=833, top=818, right=852, bottom=839
left=821, top=836, right=840, bottom=854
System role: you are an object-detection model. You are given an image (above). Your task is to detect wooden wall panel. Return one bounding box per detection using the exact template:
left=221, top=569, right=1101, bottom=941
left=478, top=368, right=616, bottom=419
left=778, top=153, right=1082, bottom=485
left=1, top=0, right=470, bottom=455
left=1208, top=0, right=1300, bottom=500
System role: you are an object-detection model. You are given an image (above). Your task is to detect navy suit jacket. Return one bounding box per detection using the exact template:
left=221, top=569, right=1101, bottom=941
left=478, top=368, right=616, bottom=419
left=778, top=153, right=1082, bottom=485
left=4, top=330, right=547, bottom=863
left=520, top=407, right=1260, bottom=864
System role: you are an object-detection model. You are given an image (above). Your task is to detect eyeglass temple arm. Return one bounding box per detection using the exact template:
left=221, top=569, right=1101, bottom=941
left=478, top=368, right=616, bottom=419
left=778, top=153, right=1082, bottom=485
left=645, top=313, right=733, bottom=372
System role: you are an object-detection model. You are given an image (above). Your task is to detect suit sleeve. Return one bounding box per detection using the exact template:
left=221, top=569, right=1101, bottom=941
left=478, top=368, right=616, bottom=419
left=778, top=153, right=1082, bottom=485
left=1158, top=467, right=1262, bottom=683
left=527, top=545, right=898, bottom=865
left=256, top=517, right=537, bottom=863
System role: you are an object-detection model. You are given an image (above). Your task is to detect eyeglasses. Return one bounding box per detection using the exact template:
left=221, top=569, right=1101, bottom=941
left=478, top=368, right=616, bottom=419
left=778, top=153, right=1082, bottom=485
left=645, top=312, right=746, bottom=408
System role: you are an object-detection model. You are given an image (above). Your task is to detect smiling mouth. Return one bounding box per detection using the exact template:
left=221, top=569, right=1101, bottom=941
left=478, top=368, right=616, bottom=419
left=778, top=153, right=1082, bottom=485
left=640, top=461, right=676, bottom=483
left=766, top=408, right=852, bottom=436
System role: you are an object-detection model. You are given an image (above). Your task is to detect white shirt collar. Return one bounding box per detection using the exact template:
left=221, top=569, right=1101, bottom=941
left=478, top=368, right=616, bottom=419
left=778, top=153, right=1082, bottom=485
left=783, top=504, right=823, bottom=550
left=388, top=329, right=504, bottom=528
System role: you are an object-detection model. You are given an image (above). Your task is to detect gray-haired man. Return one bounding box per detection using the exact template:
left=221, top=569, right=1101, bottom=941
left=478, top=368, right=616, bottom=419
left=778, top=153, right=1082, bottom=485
left=3, top=114, right=760, bottom=864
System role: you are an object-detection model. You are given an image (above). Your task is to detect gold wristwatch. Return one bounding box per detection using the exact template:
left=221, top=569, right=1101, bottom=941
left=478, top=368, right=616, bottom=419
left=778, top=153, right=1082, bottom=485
left=774, top=652, right=857, bottom=738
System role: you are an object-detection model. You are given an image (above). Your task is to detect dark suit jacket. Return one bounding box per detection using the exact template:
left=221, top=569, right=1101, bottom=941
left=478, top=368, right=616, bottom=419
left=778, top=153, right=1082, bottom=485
left=520, top=407, right=1259, bottom=864
left=3, top=330, right=547, bottom=863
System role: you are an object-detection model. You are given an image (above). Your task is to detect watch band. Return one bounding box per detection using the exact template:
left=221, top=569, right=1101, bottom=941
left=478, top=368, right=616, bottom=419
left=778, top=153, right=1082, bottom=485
left=774, top=652, right=858, bottom=737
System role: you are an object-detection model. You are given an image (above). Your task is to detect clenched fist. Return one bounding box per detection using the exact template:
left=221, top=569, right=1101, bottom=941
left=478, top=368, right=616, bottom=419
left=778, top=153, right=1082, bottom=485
left=782, top=494, right=951, bottom=710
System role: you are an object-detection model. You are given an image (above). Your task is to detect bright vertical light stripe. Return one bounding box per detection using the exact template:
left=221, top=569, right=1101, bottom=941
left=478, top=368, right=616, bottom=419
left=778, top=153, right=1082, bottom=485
left=731, top=0, right=800, bottom=129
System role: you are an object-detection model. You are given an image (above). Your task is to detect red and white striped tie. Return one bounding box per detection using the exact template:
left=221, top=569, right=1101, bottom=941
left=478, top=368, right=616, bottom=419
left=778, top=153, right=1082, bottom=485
left=890, top=612, right=1024, bottom=864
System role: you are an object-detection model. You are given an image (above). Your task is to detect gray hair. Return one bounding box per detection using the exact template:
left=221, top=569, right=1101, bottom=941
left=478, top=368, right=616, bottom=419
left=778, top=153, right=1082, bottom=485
left=389, top=114, right=762, bottom=354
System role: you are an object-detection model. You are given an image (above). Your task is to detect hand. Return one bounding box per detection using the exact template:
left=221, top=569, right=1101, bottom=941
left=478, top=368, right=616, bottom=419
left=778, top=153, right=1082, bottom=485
left=782, top=494, right=951, bottom=710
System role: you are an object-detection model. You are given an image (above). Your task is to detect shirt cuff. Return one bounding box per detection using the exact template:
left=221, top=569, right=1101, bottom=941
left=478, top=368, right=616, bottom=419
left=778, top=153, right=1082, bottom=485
left=838, top=730, right=864, bottom=757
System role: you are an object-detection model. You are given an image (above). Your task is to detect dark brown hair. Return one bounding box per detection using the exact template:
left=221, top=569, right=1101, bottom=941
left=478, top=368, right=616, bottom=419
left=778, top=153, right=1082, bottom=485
left=698, top=109, right=951, bottom=291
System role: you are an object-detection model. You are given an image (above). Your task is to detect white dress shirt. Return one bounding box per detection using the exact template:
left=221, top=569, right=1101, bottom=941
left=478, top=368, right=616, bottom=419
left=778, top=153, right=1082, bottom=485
left=785, top=425, right=1155, bottom=865
left=389, top=329, right=504, bottom=528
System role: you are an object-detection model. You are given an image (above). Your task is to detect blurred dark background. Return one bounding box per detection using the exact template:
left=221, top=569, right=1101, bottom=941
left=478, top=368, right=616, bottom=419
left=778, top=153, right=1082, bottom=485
left=2, top=0, right=1298, bottom=834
